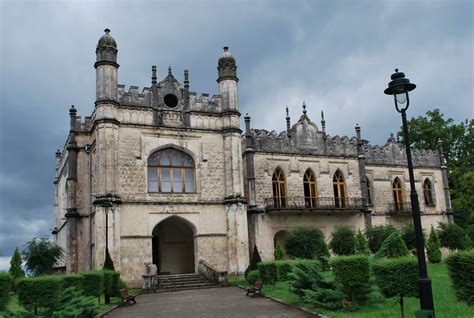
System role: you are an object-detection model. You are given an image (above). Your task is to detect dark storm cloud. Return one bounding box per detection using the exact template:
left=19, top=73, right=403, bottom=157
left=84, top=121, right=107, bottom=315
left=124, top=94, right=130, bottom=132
left=0, top=0, right=472, bottom=268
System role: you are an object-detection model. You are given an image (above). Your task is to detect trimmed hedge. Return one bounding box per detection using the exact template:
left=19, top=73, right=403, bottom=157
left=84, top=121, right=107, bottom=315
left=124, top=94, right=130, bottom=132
left=0, top=272, right=11, bottom=310
left=17, top=276, right=63, bottom=313
left=246, top=270, right=260, bottom=285
left=258, top=261, right=277, bottom=285
left=62, top=274, right=83, bottom=290
left=329, top=226, right=356, bottom=255
left=330, top=255, right=370, bottom=303
left=438, top=222, right=465, bottom=251
left=446, top=250, right=474, bottom=304
left=80, top=270, right=104, bottom=302
left=372, top=257, right=418, bottom=298
left=103, top=270, right=120, bottom=304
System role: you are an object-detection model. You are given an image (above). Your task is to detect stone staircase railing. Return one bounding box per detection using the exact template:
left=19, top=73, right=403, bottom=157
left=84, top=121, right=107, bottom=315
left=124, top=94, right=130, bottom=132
left=198, top=260, right=228, bottom=287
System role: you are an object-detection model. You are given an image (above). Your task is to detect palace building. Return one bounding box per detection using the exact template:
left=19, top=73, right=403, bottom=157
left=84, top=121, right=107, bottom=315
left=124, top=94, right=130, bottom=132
left=53, top=29, right=451, bottom=287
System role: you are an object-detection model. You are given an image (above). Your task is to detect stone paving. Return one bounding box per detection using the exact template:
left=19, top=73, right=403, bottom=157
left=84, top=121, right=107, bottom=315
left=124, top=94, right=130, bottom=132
left=105, top=286, right=315, bottom=318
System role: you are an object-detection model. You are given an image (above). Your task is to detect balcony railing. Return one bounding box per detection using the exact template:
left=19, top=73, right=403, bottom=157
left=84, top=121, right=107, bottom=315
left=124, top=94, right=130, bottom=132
left=264, top=196, right=364, bottom=212
left=388, top=202, right=412, bottom=215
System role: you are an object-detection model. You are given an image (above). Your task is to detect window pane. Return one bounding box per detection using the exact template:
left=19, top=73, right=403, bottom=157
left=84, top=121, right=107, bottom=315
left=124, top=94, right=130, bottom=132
left=183, top=156, right=193, bottom=167
left=148, top=167, right=158, bottom=192
left=304, top=182, right=310, bottom=199
left=185, top=168, right=195, bottom=192
left=173, top=168, right=183, bottom=193
left=159, top=153, right=170, bottom=166
left=161, top=168, right=171, bottom=192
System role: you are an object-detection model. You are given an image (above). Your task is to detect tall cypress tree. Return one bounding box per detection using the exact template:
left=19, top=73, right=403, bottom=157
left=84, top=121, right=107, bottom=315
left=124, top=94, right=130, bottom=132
left=9, top=247, right=25, bottom=279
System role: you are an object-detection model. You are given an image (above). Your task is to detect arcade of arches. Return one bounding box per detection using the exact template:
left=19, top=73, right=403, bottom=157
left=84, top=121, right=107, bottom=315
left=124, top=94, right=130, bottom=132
left=152, top=217, right=195, bottom=274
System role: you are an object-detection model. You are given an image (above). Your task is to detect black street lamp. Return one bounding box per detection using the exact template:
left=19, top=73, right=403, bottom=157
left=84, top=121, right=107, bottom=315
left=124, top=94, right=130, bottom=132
left=384, top=69, right=435, bottom=317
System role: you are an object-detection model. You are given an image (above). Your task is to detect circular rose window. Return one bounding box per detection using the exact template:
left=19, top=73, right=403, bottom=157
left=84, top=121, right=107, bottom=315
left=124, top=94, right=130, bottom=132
left=164, top=94, right=178, bottom=108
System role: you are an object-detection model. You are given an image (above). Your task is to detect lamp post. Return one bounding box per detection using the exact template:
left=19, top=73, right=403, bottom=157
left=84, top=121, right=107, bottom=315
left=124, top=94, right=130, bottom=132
left=384, top=69, right=435, bottom=317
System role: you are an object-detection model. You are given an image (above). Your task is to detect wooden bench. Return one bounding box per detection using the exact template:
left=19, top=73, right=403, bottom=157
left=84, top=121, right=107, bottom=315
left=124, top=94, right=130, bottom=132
left=119, top=288, right=137, bottom=305
left=246, top=280, right=263, bottom=297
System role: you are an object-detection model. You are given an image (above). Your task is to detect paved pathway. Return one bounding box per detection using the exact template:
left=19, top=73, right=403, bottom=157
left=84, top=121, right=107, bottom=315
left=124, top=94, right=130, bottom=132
left=105, top=287, right=315, bottom=318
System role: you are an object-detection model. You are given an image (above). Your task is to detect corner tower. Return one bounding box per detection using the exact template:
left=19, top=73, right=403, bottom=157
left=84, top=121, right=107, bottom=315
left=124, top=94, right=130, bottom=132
left=95, top=28, right=119, bottom=103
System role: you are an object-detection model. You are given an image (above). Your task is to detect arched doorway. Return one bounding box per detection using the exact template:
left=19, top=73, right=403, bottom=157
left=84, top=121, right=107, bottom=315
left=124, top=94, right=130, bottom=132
left=274, top=230, right=289, bottom=257
left=152, top=217, right=195, bottom=275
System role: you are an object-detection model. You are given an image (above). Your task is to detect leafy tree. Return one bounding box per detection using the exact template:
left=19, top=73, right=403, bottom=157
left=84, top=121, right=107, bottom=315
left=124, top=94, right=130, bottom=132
left=355, top=229, right=370, bottom=254
left=284, top=226, right=329, bottom=259
left=329, top=227, right=356, bottom=255
left=438, top=222, right=465, bottom=251
left=400, top=225, right=416, bottom=251
left=274, top=241, right=284, bottom=260
left=397, top=109, right=473, bottom=228
left=22, top=237, right=64, bottom=276
left=366, top=225, right=396, bottom=253
left=426, top=225, right=442, bottom=263
left=9, top=247, right=25, bottom=279
left=374, top=231, right=409, bottom=260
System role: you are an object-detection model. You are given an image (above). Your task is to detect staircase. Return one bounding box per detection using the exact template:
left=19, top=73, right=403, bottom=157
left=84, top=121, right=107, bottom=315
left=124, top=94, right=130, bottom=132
left=157, top=273, right=219, bottom=292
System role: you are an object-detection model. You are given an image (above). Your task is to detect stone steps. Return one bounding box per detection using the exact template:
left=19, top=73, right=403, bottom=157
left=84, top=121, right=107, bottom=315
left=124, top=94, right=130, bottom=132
left=157, top=273, right=219, bottom=292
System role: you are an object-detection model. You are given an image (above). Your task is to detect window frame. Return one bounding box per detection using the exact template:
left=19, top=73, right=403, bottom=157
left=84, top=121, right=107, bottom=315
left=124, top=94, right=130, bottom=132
left=333, top=170, right=347, bottom=208
left=272, top=168, right=287, bottom=208
left=392, top=177, right=404, bottom=211
left=423, top=178, right=435, bottom=207
left=303, top=169, right=318, bottom=208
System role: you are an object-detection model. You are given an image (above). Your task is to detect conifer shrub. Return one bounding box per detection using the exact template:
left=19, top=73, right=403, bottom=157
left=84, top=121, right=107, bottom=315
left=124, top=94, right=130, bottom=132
left=257, top=261, right=277, bottom=285
left=438, top=222, right=465, bottom=251
left=17, top=276, right=63, bottom=315
left=446, top=250, right=474, bottom=304
left=52, top=287, right=100, bottom=318
left=284, top=226, right=329, bottom=259
left=62, top=274, right=83, bottom=290
left=374, top=231, right=409, bottom=260
left=80, top=270, right=104, bottom=303
left=373, top=257, right=418, bottom=317
left=330, top=255, right=371, bottom=304
left=245, top=245, right=262, bottom=278
left=288, top=260, right=324, bottom=296
left=246, top=270, right=260, bottom=285
left=0, top=272, right=11, bottom=310
left=355, top=229, right=370, bottom=254
left=401, top=225, right=416, bottom=251
left=426, top=225, right=442, bottom=263
left=9, top=247, right=25, bottom=280
left=329, top=226, right=356, bottom=255
left=366, top=225, right=396, bottom=253
left=274, top=241, right=285, bottom=260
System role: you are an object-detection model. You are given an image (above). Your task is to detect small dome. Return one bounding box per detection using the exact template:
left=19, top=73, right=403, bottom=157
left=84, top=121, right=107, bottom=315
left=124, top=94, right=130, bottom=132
left=218, top=46, right=235, bottom=63
left=97, top=28, right=117, bottom=50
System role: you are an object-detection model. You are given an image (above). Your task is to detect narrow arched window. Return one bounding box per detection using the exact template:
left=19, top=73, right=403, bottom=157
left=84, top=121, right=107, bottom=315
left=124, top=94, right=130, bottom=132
left=392, top=177, right=404, bottom=211
left=423, top=179, right=435, bottom=207
left=366, top=177, right=373, bottom=206
left=148, top=148, right=195, bottom=193
left=304, top=169, right=318, bottom=208
left=333, top=170, right=347, bottom=208
left=272, top=168, right=287, bottom=208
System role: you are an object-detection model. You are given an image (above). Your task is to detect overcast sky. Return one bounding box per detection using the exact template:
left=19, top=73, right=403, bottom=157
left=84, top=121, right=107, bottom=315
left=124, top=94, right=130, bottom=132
left=0, top=0, right=472, bottom=270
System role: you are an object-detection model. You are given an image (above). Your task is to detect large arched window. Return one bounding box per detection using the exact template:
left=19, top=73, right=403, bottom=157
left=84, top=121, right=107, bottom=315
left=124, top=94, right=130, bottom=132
left=148, top=148, right=195, bottom=193
left=392, top=177, right=404, bottom=211
left=272, top=168, right=287, bottom=208
left=333, top=170, right=347, bottom=208
left=304, top=169, right=318, bottom=208
left=366, top=177, right=373, bottom=206
left=423, top=178, right=435, bottom=207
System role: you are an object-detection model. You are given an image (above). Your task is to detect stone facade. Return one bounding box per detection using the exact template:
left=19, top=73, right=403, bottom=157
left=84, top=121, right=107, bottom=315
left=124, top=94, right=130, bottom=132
left=53, top=30, right=451, bottom=287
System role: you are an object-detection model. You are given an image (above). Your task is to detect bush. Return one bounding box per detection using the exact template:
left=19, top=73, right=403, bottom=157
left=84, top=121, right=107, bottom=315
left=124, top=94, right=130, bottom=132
left=274, top=241, right=285, bottom=260
left=374, top=231, right=409, bottom=260
left=257, top=261, right=277, bottom=285
left=274, top=259, right=320, bottom=281
left=366, top=225, right=396, bottom=253
left=446, top=250, right=474, bottom=304
left=115, top=278, right=128, bottom=297
left=330, top=227, right=356, bottom=256
left=284, top=226, right=329, bottom=259
left=355, top=229, right=369, bottom=254
left=61, top=274, right=83, bottom=290
left=52, top=287, right=100, bottom=318
left=330, top=255, right=371, bottom=304
left=438, top=222, right=465, bottom=250
left=373, top=257, right=418, bottom=317
left=426, top=225, right=442, bottom=263
left=0, top=272, right=11, bottom=310
left=288, top=260, right=324, bottom=296
left=17, top=276, right=63, bottom=314
left=401, top=225, right=416, bottom=250
left=246, top=270, right=260, bottom=285
left=80, top=270, right=104, bottom=302
left=245, top=245, right=262, bottom=278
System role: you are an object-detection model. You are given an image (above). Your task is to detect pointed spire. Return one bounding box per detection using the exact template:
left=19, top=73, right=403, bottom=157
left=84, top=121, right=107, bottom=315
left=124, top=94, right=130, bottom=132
left=321, top=110, right=326, bottom=135
left=168, top=66, right=172, bottom=76
left=184, top=69, right=189, bottom=88
left=286, top=107, right=291, bottom=132
left=302, top=101, right=307, bottom=115
left=151, top=65, right=157, bottom=85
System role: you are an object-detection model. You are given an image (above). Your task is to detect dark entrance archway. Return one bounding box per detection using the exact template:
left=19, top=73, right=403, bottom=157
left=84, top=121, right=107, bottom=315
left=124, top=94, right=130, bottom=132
left=152, top=217, right=195, bottom=275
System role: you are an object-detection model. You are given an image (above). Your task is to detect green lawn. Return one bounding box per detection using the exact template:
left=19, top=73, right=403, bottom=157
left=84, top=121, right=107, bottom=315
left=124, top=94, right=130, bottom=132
left=258, top=263, right=473, bottom=318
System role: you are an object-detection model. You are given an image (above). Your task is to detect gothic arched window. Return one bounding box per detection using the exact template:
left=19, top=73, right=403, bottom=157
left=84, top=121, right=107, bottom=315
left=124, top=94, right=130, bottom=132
left=423, top=178, right=435, bottom=207
left=366, top=177, right=373, bottom=206
left=392, top=177, right=404, bottom=211
left=148, top=148, right=195, bottom=193
left=272, top=168, right=287, bottom=208
left=304, top=169, right=318, bottom=208
left=333, top=170, right=347, bottom=208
